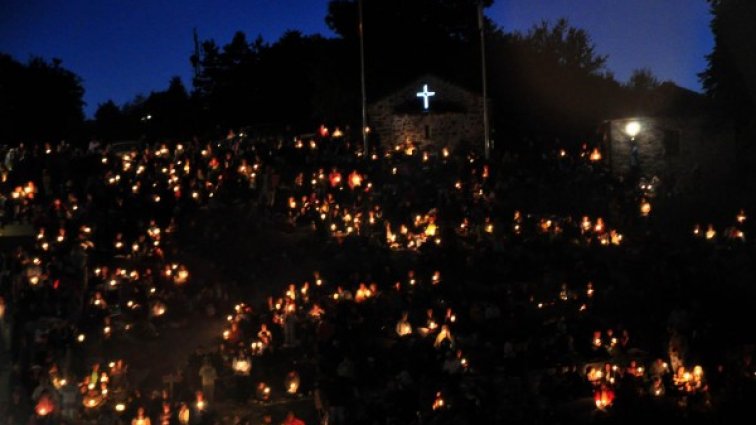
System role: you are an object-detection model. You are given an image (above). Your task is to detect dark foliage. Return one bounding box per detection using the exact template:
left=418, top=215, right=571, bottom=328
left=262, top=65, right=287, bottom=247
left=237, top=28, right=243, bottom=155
left=699, top=0, right=756, bottom=128
left=93, top=76, right=198, bottom=141
left=0, top=54, right=85, bottom=143
left=0, top=0, right=707, bottom=147
left=185, top=1, right=636, bottom=143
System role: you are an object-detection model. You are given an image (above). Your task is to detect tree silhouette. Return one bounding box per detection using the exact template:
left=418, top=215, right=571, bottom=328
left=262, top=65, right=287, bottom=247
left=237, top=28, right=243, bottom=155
left=492, top=19, right=620, bottom=142
left=183, top=2, right=626, bottom=142
left=0, top=54, right=85, bottom=143
left=700, top=0, right=756, bottom=127
left=325, top=0, right=493, bottom=99
left=513, top=18, right=607, bottom=75
left=94, top=76, right=198, bottom=141
left=139, top=76, right=192, bottom=138
left=190, top=29, right=359, bottom=132
left=627, top=68, right=660, bottom=92
left=94, top=100, right=123, bottom=141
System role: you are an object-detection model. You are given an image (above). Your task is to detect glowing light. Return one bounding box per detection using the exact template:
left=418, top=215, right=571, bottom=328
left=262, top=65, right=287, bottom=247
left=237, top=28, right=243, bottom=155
left=256, top=383, right=272, bottom=401
left=432, top=392, right=445, bottom=410
left=737, top=209, right=747, bottom=224
left=625, top=121, right=641, bottom=138
left=594, top=218, right=605, bottom=233
left=640, top=199, right=652, bottom=216
left=705, top=224, right=716, bottom=240
left=693, top=365, right=704, bottom=378
left=329, top=170, right=342, bottom=187
left=285, top=371, right=301, bottom=394
left=151, top=301, right=166, bottom=317
left=348, top=171, right=363, bottom=189
left=416, top=84, right=436, bottom=110
left=233, top=358, right=251, bottom=374
left=594, top=388, right=614, bottom=409
left=589, top=148, right=602, bottom=162
left=36, top=398, right=54, bottom=416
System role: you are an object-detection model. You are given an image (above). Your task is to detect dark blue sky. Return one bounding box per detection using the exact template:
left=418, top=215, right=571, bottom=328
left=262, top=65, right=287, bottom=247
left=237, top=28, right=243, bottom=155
left=0, top=0, right=714, bottom=117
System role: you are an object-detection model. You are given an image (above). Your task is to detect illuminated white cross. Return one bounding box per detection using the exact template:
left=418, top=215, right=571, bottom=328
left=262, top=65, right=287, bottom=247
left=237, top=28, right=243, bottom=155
left=416, top=84, right=436, bottom=110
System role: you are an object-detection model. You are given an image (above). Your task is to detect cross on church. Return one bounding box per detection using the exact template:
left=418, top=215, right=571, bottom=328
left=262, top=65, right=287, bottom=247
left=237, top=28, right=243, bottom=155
left=416, top=84, right=436, bottom=110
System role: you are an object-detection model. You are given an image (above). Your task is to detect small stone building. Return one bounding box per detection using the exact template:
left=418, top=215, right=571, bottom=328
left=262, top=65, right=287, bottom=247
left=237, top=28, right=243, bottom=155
left=368, top=74, right=485, bottom=150
left=601, top=116, right=736, bottom=197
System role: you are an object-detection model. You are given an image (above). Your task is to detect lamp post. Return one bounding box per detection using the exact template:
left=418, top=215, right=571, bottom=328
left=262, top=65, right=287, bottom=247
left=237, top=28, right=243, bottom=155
left=359, top=0, right=368, bottom=157
left=625, top=120, right=642, bottom=176
left=478, top=1, right=491, bottom=159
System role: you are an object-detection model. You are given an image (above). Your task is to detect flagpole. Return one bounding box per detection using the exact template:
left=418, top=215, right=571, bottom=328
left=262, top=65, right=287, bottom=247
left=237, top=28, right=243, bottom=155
left=478, top=1, right=491, bottom=159
left=359, top=0, right=368, bottom=156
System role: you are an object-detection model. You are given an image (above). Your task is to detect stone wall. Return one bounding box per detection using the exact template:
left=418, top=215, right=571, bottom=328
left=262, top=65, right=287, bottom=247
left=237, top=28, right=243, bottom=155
left=368, top=74, right=485, bottom=150
left=604, top=116, right=737, bottom=197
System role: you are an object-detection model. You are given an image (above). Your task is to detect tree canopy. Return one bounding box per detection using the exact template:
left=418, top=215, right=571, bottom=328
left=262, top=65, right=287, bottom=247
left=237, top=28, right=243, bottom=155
left=512, top=18, right=607, bottom=76
left=184, top=2, right=624, bottom=142
left=93, top=75, right=196, bottom=141
left=627, top=68, right=661, bottom=92
left=699, top=0, right=756, bottom=127
left=0, top=54, right=85, bottom=143
left=2, top=0, right=707, bottom=146
left=325, top=0, right=494, bottom=99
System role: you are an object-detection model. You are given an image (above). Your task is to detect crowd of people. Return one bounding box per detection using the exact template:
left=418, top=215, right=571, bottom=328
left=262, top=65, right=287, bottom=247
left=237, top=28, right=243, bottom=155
left=1, top=126, right=755, bottom=424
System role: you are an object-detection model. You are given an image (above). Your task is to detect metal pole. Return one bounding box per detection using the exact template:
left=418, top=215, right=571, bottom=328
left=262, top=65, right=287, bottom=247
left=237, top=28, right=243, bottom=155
left=359, top=0, right=368, bottom=156
left=478, top=2, right=491, bottom=159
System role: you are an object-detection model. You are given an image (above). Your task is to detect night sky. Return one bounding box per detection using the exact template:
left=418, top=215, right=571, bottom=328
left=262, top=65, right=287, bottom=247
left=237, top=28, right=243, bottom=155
left=0, top=0, right=714, bottom=117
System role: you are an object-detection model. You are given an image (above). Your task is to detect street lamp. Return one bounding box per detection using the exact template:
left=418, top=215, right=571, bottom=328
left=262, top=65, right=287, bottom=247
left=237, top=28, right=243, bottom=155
left=624, top=120, right=642, bottom=174
left=625, top=121, right=641, bottom=140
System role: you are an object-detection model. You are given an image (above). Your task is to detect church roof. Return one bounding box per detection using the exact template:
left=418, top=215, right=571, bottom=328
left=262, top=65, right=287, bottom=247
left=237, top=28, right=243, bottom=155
left=369, top=74, right=482, bottom=107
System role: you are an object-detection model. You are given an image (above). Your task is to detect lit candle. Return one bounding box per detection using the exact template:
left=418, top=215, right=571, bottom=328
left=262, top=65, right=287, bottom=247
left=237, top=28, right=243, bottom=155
left=705, top=224, right=716, bottom=240
left=640, top=199, right=652, bottom=216
left=285, top=371, right=300, bottom=394
left=432, top=392, right=445, bottom=410
left=737, top=209, right=747, bottom=223
left=589, top=147, right=602, bottom=162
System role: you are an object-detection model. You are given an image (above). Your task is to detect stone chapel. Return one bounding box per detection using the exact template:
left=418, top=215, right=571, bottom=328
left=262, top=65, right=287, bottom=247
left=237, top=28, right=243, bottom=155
left=367, top=74, right=486, bottom=151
